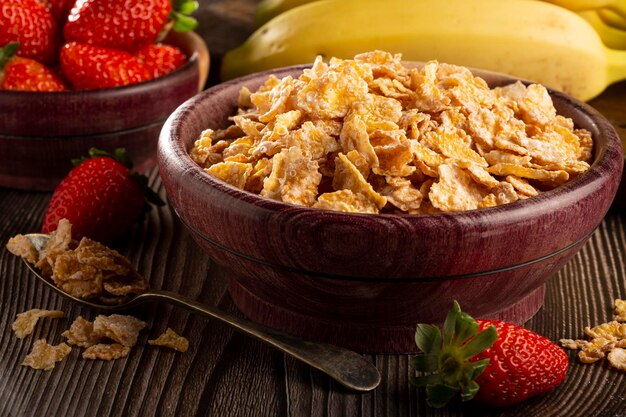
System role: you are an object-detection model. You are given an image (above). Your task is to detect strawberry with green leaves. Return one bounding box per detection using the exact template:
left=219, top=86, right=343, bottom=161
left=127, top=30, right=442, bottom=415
left=410, top=302, right=569, bottom=408
left=0, top=42, right=67, bottom=91
left=41, top=148, right=164, bottom=244
left=0, top=0, right=60, bottom=64
left=64, top=0, right=199, bottom=53
left=60, top=42, right=151, bottom=90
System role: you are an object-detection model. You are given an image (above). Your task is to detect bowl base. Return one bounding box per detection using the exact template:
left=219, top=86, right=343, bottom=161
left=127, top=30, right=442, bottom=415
left=228, top=280, right=545, bottom=354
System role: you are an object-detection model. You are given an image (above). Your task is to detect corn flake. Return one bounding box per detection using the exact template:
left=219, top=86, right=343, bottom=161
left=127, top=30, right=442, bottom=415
left=148, top=328, right=189, bottom=352
left=22, top=339, right=71, bottom=371
left=83, top=343, right=131, bottom=360
left=13, top=309, right=65, bottom=339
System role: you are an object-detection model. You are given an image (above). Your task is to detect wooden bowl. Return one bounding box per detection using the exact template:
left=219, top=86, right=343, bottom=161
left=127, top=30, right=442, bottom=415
left=158, top=64, right=624, bottom=353
left=0, top=31, right=209, bottom=191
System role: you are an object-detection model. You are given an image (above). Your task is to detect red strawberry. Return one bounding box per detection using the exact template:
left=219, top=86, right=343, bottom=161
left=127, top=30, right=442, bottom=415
left=64, top=0, right=172, bottom=52
left=135, top=43, right=186, bottom=79
left=63, top=0, right=199, bottom=53
left=0, top=0, right=60, bottom=64
left=42, top=148, right=164, bottom=244
left=410, top=302, right=569, bottom=408
left=39, top=0, right=76, bottom=23
left=60, top=42, right=151, bottom=90
left=0, top=42, right=67, bottom=91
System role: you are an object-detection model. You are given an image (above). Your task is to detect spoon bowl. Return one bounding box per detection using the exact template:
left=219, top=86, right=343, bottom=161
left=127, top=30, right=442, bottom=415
left=22, top=233, right=381, bottom=392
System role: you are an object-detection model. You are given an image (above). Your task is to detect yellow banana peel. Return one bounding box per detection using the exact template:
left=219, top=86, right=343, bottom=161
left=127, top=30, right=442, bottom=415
left=597, top=7, right=626, bottom=30
left=254, top=0, right=317, bottom=27
left=580, top=10, right=626, bottom=49
left=223, top=0, right=626, bottom=101
left=542, top=0, right=626, bottom=17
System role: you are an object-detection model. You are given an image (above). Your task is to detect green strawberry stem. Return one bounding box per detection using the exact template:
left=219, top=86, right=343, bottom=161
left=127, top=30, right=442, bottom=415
left=170, top=0, right=199, bottom=32
left=0, top=42, right=19, bottom=71
left=410, top=301, right=497, bottom=408
left=72, top=147, right=165, bottom=209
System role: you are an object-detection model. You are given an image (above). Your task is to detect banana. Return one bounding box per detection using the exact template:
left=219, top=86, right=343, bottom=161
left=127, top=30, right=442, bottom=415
left=221, top=0, right=626, bottom=101
left=254, top=0, right=318, bottom=27
left=580, top=10, right=626, bottom=49
left=542, top=0, right=626, bottom=18
left=597, top=8, right=626, bottom=30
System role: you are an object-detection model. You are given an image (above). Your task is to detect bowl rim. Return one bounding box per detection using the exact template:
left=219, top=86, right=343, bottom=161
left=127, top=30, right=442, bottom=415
left=161, top=63, right=624, bottom=219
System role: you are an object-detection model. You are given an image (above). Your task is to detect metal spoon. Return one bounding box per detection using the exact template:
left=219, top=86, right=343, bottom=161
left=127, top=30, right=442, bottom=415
left=22, top=233, right=381, bottom=392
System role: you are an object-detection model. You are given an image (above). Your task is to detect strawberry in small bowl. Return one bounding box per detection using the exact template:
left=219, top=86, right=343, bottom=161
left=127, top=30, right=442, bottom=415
left=0, top=0, right=209, bottom=191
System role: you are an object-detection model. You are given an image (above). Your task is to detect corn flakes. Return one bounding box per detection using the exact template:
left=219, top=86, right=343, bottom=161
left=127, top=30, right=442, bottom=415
left=148, top=328, right=189, bottom=352
left=83, top=343, right=131, bottom=360
left=92, top=314, right=147, bottom=347
left=561, top=299, right=626, bottom=371
left=62, top=316, right=100, bottom=348
left=12, top=309, right=65, bottom=339
left=6, top=219, right=149, bottom=302
left=190, top=51, right=593, bottom=214
left=22, top=339, right=71, bottom=371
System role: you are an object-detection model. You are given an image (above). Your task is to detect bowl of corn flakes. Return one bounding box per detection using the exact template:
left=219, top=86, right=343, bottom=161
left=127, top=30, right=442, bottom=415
left=0, top=31, right=209, bottom=191
left=158, top=51, right=623, bottom=353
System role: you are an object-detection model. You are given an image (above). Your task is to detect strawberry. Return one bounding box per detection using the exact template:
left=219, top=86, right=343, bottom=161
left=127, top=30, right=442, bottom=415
left=60, top=42, right=151, bottom=90
left=42, top=148, right=164, bottom=244
left=135, top=43, right=186, bottom=79
left=0, top=42, right=67, bottom=91
left=0, top=0, right=60, bottom=64
left=39, top=0, right=76, bottom=23
left=410, top=302, right=569, bottom=408
left=63, top=0, right=198, bottom=53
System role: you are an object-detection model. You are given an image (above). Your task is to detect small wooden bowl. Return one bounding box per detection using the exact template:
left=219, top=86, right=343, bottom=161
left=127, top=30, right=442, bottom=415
left=0, top=31, right=209, bottom=191
left=158, top=64, right=623, bottom=353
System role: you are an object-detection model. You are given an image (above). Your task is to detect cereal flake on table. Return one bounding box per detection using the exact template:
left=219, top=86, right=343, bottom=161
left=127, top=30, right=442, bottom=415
left=22, top=339, right=71, bottom=371
left=560, top=299, right=626, bottom=370
left=63, top=314, right=146, bottom=358
left=12, top=308, right=65, bottom=339
left=5, top=218, right=149, bottom=302
left=190, top=51, right=593, bottom=214
left=148, top=328, right=189, bottom=352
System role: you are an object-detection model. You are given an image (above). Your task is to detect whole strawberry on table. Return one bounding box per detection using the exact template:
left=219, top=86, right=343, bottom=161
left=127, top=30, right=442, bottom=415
left=0, top=0, right=198, bottom=92
left=41, top=148, right=164, bottom=244
left=410, top=301, right=569, bottom=408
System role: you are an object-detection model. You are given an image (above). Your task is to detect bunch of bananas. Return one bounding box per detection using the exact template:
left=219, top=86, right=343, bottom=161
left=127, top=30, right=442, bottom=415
left=221, top=0, right=626, bottom=101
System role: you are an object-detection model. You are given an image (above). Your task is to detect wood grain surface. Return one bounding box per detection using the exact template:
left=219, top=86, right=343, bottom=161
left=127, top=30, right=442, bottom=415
left=1, top=1, right=626, bottom=416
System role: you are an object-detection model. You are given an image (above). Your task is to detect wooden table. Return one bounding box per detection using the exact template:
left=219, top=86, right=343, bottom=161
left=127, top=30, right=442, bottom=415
left=2, top=1, right=626, bottom=416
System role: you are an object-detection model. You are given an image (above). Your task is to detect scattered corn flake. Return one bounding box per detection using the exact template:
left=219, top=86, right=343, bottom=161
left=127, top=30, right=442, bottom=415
left=92, top=314, right=147, bottom=347
left=22, top=339, right=71, bottom=371
left=148, top=328, right=189, bottom=353
left=190, top=52, right=593, bottom=214
left=12, top=309, right=65, bottom=339
left=35, top=218, right=73, bottom=275
left=561, top=299, right=626, bottom=371
left=608, top=348, right=626, bottom=371
left=62, top=316, right=101, bottom=348
left=83, top=343, right=130, bottom=361
left=5, top=234, right=38, bottom=264
left=615, top=299, right=626, bottom=322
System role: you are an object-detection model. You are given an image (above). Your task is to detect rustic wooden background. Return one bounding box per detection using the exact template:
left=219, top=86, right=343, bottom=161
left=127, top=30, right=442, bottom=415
left=1, top=0, right=626, bottom=416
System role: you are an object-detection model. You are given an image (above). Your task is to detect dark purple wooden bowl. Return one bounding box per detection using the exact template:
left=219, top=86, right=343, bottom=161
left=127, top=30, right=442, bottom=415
left=0, top=31, right=209, bottom=191
left=158, top=64, right=624, bottom=353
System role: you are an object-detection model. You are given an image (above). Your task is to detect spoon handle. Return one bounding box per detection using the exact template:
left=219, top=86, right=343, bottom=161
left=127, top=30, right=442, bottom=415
left=135, top=289, right=381, bottom=392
